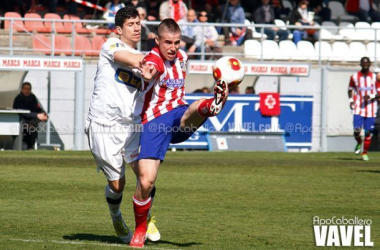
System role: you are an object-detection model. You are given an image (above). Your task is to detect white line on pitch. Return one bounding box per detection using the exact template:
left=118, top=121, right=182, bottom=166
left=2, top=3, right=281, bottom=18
left=9, top=238, right=181, bottom=250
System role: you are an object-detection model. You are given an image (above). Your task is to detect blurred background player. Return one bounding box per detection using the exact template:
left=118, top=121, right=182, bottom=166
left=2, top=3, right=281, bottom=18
left=85, top=7, right=159, bottom=244
left=129, top=18, right=230, bottom=248
left=348, top=57, right=380, bottom=161
left=13, top=82, right=48, bottom=150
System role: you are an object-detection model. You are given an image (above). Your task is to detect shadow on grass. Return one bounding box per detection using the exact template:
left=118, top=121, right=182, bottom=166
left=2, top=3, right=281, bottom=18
left=62, top=234, right=202, bottom=248
left=334, top=157, right=363, bottom=161
left=63, top=234, right=120, bottom=244
left=146, top=240, right=202, bottom=248
left=356, top=170, right=380, bottom=174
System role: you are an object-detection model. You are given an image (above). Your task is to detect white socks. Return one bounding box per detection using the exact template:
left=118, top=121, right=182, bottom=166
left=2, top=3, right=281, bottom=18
left=105, top=185, right=123, bottom=220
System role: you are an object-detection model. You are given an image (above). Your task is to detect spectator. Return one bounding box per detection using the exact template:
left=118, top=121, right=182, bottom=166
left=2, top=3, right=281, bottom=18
left=288, top=0, right=319, bottom=44
left=137, top=7, right=156, bottom=51
left=16, top=0, right=31, bottom=17
left=145, top=0, right=161, bottom=20
left=346, top=0, right=380, bottom=22
left=178, top=9, right=198, bottom=55
left=103, top=0, right=125, bottom=29
left=193, top=10, right=223, bottom=59
left=221, top=0, right=253, bottom=46
left=159, top=0, right=188, bottom=21
left=193, top=89, right=203, bottom=93
left=309, top=0, right=331, bottom=21
left=13, top=82, right=48, bottom=150
left=272, top=0, right=291, bottom=19
left=48, top=0, right=78, bottom=15
left=229, top=86, right=240, bottom=94
left=124, top=0, right=147, bottom=10
left=202, top=87, right=211, bottom=93
left=245, top=86, right=255, bottom=94
left=253, top=0, right=290, bottom=42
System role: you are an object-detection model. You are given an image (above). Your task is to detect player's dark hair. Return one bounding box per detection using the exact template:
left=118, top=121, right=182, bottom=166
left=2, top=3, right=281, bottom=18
left=360, top=57, right=370, bottom=64
left=22, top=82, right=31, bottom=89
left=157, top=18, right=181, bottom=38
left=115, top=7, right=139, bottom=28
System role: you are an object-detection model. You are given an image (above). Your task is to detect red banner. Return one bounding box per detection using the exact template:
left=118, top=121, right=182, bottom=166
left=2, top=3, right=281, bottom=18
left=259, top=93, right=280, bottom=116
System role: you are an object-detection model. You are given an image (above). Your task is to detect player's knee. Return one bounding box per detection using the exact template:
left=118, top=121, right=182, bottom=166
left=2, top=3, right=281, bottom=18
left=109, top=179, right=125, bottom=193
left=354, top=130, right=361, bottom=137
left=139, top=178, right=155, bottom=193
left=365, top=131, right=372, bottom=138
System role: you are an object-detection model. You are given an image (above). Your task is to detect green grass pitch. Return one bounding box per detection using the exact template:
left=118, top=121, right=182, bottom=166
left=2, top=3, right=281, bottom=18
left=0, top=151, right=379, bottom=249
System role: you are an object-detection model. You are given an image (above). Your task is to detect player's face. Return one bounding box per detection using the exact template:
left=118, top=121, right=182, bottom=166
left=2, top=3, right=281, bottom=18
left=156, top=30, right=181, bottom=61
left=361, top=59, right=370, bottom=71
left=117, top=16, right=141, bottom=47
left=21, top=85, right=31, bottom=97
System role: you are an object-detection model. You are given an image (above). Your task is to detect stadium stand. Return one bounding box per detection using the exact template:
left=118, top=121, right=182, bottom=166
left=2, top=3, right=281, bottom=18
left=329, top=1, right=357, bottom=22
left=296, top=41, right=317, bottom=61
left=243, top=39, right=261, bottom=59
left=54, top=35, right=72, bottom=56
left=349, top=42, right=369, bottom=61
left=366, top=42, right=380, bottom=61
left=89, top=35, right=107, bottom=56
left=73, top=35, right=92, bottom=56
left=262, top=40, right=280, bottom=60
left=355, top=21, right=375, bottom=41
left=63, top=14, right=89, bottom=34
left=24, top=13, right=47, bottom=33
left=314, top=41, right=332, bottom=61
left=331, top=41, right=351, bottom=61
left=4, top=12, right=26, bottom=32
left=32, top=34, right=51, bottom=55
left=279, top=40, right=297, bottom=60
left=44, top=13, right=71, bottom=33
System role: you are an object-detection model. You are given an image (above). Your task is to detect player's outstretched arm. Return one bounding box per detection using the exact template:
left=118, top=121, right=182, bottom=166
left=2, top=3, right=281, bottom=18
left=114, top=51, right=145, bottom=69
left=140, top=63, right=157, bottom=81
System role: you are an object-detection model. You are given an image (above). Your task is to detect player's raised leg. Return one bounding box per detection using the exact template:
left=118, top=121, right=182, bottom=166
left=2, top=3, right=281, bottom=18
left=180, top=79, right=229, bottom=131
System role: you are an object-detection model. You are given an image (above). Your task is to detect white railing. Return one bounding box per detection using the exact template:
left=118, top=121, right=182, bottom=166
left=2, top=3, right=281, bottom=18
left=1, top=17, right=380, bottom=65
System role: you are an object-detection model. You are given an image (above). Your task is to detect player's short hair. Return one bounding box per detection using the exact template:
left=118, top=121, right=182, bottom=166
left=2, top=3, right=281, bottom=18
left=360, top=57, right=370, bottom=64
left=157, top=18, right=181, bottom=38
left=22, top=82, right=31, bottom=89
left=115, top=7, right=139, bottom=28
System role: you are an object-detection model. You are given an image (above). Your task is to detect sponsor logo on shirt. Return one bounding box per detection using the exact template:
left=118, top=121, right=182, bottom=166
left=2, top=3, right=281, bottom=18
left=115, top=68, right=141, bottom=90
left=160, top=78, right=184, bottom=88
left=110, top=43, right=126, bottom=50
left=358, top=86, right=375, bottom=91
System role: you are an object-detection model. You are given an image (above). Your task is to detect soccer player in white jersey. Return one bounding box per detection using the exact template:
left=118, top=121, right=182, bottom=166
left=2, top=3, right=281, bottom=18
left=348, top=57, right=380, bottom=161
left=129, top=18, right=229, bottom=248
left=85, top=7, right=159, bottom=244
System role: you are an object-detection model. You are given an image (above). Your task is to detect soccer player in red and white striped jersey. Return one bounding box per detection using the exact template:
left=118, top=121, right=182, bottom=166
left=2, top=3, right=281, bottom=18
left=129, top=18, right=229, bottom=248
left=348, top=57, right=380, bottom=161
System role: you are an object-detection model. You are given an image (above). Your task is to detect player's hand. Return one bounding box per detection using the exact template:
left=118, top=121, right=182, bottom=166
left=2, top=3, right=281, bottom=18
left=349, top=101, right=355, bottom=110
left=37, top=113, right=48, bottom=121
left=140, top=62, right=157, bottom=81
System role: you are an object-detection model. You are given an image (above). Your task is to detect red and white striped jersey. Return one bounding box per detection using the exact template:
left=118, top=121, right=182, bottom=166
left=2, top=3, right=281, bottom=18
left=348, top=71, right=380, bottom=118
left=137, top=47, right=188, bottom=124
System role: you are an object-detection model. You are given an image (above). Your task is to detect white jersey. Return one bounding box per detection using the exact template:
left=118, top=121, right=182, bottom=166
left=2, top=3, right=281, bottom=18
left=87, top=37, right=142, bottom=126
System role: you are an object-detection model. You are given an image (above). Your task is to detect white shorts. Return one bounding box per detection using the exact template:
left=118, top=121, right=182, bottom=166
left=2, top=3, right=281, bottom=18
left=85, top=119, right=140, bottom=181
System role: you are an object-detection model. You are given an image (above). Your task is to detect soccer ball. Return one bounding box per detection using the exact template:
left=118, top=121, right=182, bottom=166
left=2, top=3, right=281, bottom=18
left=212, top=56, right=245, bottom=88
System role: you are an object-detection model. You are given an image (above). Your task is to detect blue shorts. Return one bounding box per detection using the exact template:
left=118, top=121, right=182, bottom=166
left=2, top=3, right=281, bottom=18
left=353, top=115, right=376, bottom=131
left=138, top=105, right=199, bottom=161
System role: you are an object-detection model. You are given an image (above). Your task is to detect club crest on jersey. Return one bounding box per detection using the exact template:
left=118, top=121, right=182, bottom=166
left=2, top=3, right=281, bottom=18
left=115, top=68, right=141, bottom=90
left=160, top=78, right=184, bottom=88
left=180, top=61, right=186, bottom=72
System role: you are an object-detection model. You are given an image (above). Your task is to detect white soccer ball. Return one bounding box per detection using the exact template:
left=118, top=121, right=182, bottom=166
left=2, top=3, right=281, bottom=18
left=212, top=56, right=245, bottom=88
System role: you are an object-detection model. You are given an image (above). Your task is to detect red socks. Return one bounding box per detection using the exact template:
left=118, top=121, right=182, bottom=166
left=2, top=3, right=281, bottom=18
left=133, top=196, right=151, bottom=232
left=363, top=136, right=372, bottom=154
left=197, top=98, right=214, bottom=117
